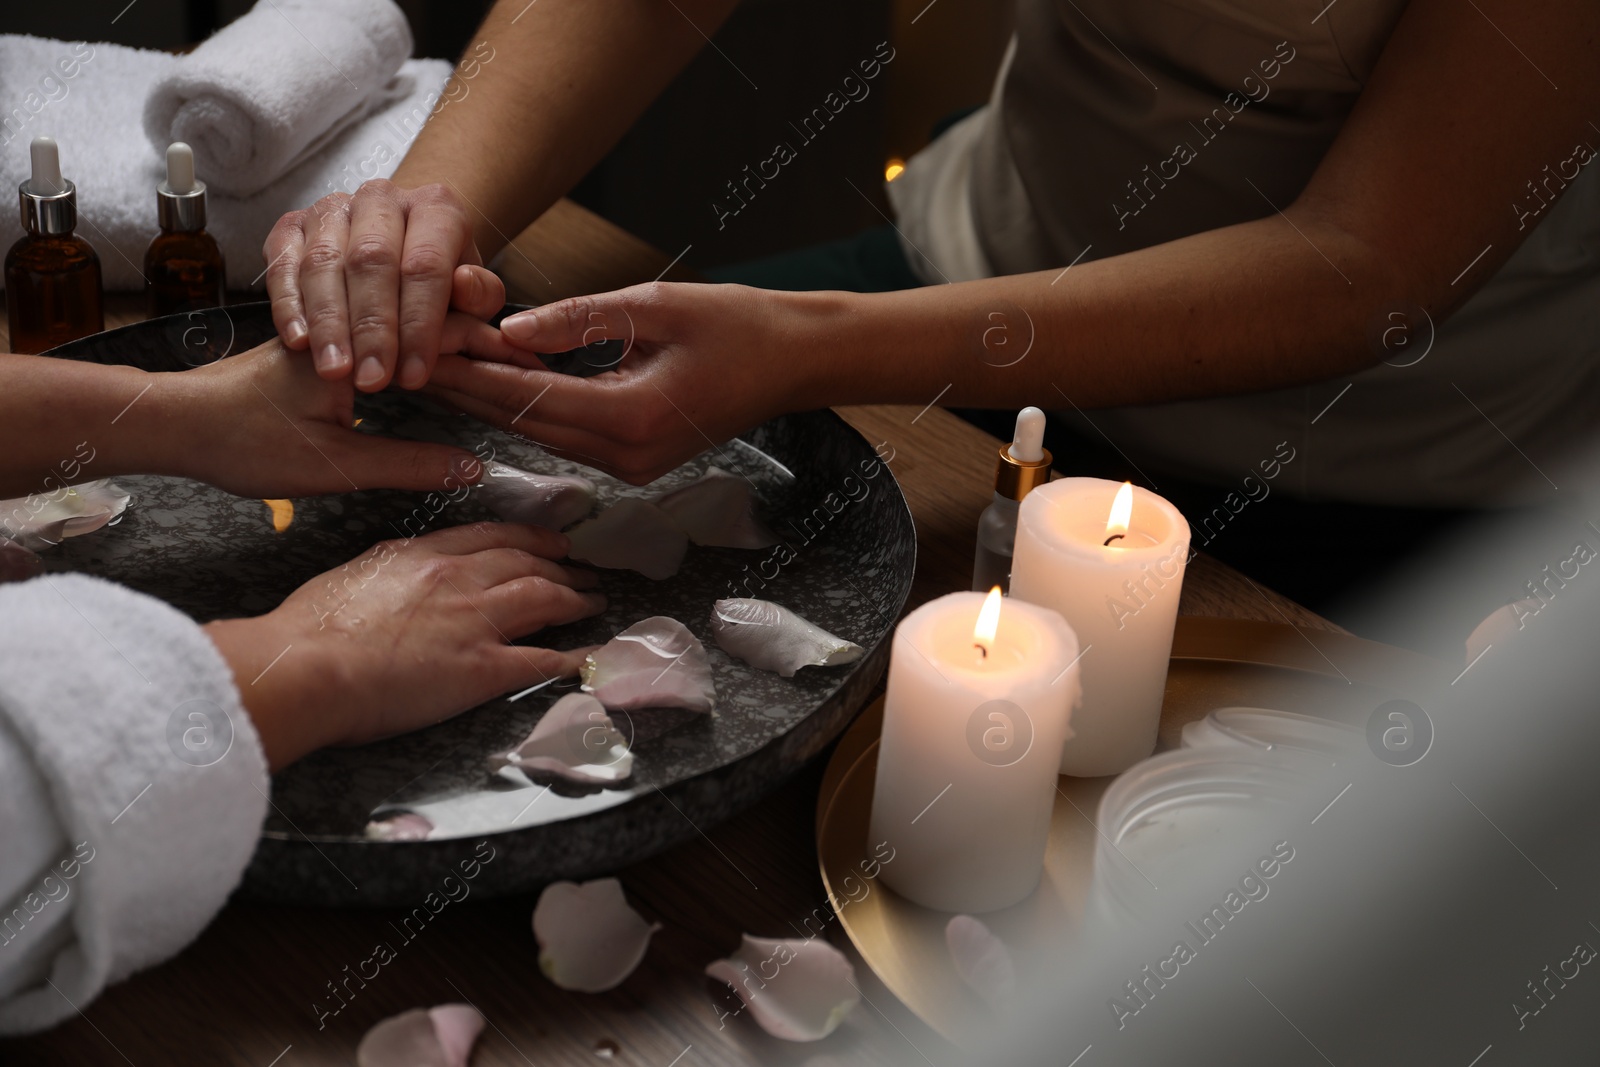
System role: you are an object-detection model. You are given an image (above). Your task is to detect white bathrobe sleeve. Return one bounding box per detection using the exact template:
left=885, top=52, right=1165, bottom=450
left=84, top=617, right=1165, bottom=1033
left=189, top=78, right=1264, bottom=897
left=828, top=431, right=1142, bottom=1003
left=0, top=573, right=269, bottom=1034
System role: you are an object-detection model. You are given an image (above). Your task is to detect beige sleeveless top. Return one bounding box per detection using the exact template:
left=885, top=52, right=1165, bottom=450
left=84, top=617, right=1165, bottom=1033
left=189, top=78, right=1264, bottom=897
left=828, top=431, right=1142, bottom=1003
left=888, top=0, right=1600, bottom=507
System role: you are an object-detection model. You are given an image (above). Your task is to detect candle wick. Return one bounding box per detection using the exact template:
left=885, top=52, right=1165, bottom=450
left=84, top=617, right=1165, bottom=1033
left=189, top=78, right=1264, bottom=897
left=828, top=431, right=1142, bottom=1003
left=1104, top=533, right=1126, bottom=546
left=974, top=643, right=987, bottom=659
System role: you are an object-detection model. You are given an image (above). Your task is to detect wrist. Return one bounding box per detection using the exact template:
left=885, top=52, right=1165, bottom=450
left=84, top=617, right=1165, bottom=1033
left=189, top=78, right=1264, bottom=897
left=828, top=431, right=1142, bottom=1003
left=775, top=288, right=873, bottom=413
left=789, top=284, right=994, bottom=409
left=121, top=365, right=214, bottom=481
left=204, top=613, right=344, bottom=772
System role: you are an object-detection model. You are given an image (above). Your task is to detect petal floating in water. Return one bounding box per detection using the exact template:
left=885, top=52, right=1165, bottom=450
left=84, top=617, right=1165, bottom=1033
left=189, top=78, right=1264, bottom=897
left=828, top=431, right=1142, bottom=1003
left=567, top=498, right=688, bottom=580
left=357, top=1004, right=484, bottom=1067
left=476, top=462, right=597, bottom=530
left=582, top=616, right=715, bottom=712
left=364, top=812, right=434, bottom=841
left=488, top=692, right=633, bottom=784
left=709, top=599, right=863, bottom=678
left=945, top=914, right=1017, bottom=1012
left=0, top=479, right=130, bottom=550
left=655, top=467, right=778, bottom=549
left=533, top=878, right=660, bottom=993
left=704, top=934, right=860, bottom=1041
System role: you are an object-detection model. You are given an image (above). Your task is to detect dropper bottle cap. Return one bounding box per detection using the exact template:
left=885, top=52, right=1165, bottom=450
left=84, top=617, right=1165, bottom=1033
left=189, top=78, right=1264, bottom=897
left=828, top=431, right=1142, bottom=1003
left=156, top=142, right=207, bottom=233
left=18, top=136, right=77, bottom=236
left=993, top=406, right=1053, bottom=500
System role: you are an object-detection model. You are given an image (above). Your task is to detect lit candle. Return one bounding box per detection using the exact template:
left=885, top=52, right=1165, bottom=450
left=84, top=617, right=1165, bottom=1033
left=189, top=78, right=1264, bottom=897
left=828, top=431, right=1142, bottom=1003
left=870, top=588, right=1081, bottom=913
left=1011, top=478, right=1190, bottom=777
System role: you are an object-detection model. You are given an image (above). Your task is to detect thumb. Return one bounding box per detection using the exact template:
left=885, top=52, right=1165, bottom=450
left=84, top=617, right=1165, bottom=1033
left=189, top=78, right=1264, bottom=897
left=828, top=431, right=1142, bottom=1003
left=325, top=430, right=486, bottom=493
left=498, top=285, right=665, bottom=353
left=451, top=264, right=505, bottom=319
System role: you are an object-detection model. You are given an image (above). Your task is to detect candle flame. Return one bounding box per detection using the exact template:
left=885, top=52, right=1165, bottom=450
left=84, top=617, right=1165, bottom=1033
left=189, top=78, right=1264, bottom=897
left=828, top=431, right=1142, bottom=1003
left=974, top=585, right=1003, bottom=654
left=1105, top=481, right=1133, bottom=544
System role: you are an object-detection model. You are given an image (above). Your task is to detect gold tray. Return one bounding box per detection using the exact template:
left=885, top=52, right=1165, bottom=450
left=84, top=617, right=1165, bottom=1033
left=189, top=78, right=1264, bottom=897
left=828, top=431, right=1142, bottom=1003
left=815, top=617, right=1447, bottom=1042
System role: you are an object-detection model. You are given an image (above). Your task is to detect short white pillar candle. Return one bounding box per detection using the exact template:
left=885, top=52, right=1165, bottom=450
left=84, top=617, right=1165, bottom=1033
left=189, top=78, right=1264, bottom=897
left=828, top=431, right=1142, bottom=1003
left=870, top=589, right=1081, bottom=913
left=1011, top=479, right=1190, bottom=777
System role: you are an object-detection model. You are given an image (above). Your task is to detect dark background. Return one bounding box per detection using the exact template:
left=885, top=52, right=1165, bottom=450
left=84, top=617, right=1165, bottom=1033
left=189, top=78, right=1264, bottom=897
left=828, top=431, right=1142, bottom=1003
left=9, top=0, right=1012, bottom=270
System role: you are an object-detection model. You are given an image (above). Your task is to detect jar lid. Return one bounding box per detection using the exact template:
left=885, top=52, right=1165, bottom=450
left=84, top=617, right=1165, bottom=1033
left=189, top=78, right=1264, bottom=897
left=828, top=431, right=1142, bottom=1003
left=1089, top=745, right=1338, bottom=918
left=1180, top=706, right=1358, bottom=758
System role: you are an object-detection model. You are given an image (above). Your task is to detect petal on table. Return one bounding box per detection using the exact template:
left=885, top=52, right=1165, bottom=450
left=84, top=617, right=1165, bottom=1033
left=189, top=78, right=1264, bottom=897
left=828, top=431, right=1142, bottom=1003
left=567, top=498, right=688, bottom=580
left=709, top=598, right=863, bottom=678
left=581, top=616, right=715, bottom=713
left=356, top=1003, right=483, bottom=1067
left=534, top=878, right=660, bottom=993
left=428, top=1004, right=486, bottom=1067
left=704, top=934, right=859, bottom=1042
left=945, top=914, right=1017, bottom=1012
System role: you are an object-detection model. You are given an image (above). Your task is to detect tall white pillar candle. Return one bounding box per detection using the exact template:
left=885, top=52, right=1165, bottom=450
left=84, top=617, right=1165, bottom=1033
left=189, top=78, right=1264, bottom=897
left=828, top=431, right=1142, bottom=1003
left=1011, top=479, right=1190, bottom=777
left=870, top=589, right=1080, bottom=913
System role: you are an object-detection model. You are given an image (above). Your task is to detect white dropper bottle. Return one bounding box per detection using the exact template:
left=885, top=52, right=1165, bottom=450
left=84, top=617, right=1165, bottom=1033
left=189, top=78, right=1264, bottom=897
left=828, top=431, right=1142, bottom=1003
left=972, top=407, right=1053, bottom=593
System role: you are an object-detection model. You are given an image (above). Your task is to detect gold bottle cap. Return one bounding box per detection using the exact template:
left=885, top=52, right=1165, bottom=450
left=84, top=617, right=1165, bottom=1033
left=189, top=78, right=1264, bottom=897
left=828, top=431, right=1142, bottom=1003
left=995, top=441, right=1052, bottom=500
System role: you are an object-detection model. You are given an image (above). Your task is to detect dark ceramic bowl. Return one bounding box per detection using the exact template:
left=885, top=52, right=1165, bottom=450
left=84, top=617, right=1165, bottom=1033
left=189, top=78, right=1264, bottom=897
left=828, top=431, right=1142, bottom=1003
left=43, top=302, right=915, bottom=905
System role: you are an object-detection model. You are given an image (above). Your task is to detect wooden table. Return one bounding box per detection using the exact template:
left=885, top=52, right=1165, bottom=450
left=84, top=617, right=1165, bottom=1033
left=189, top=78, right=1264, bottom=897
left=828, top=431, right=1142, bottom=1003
left=4, top=201, right=1334, bottom=1066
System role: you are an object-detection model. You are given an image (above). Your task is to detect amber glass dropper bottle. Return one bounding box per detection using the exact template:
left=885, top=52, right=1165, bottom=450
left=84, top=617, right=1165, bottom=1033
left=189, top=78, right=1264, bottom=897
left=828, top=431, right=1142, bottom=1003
left=4, top=136, right=104, bottom=354
left=145, top=142, right=225, bottom=317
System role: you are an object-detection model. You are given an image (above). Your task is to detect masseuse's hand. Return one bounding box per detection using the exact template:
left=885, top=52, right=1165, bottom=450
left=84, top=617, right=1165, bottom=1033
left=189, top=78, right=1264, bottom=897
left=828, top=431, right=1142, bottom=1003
left=428, top=283, right=821, bottom=484
left=263, top=180, right=506, bottom=392
left=204, top=521, right=606, bottom=770
left=175, top=312, right=525, bottom=498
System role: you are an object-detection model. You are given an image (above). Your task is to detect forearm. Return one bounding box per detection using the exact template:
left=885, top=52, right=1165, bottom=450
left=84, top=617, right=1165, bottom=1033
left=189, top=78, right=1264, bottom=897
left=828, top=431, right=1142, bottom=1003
left=394, top=0, right=741, bottom=258
left=0, top=356, right=202, bottom=498
left=801, top=212, right=1408, bottom=412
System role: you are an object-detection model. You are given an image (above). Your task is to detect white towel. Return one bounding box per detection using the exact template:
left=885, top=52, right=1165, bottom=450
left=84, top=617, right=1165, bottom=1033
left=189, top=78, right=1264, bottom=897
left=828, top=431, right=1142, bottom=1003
left=0, top=574, right=267, bottom=1034
left=143, top=0, right=415, bottom=197
left=0, top=34, right=452, bottom=292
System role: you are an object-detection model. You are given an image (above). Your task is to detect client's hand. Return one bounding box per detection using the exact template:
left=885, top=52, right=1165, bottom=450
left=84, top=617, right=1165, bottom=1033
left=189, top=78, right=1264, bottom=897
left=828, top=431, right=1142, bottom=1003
left=175, top=313, right=526, bottom=498
left=204, top=521, right=605, bottom=771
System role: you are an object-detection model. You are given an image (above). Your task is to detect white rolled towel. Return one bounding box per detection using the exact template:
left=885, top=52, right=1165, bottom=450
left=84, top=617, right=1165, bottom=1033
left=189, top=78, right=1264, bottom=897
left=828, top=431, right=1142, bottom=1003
left=142, top=0, right=414, bottom=197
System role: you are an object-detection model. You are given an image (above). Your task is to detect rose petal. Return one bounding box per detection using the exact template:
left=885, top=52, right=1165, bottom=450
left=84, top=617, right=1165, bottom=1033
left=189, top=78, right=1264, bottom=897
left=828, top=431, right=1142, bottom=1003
left=945, top=915, right=1016, bottom=1012
left=428, top=1004, right=486, bottom=1067
left=709, top=599, right=863, bottom=678
left=567, top=498, right=688, bottom=580
left=0, top=479, right=130, bottom=550
left=364, top=812, right=435, bottom=841
left=704, top=935, right=859, bottom=1041
left=488, top=692, right=633, bottom=785
left=581, top=617, right=715, bottom=713
left=356, top=1003, right=483, bottom=1067
left=476, top=462, right=597, bottom=530
left=655, top=467, right=778, bottom=549
left=534, top=878, right=660, bottom=993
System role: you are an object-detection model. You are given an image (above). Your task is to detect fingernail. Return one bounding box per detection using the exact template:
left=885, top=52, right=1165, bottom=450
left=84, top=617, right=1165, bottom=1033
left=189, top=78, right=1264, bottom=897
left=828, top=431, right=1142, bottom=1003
left=284, top=318, right=307, bottom=346
left=355, top=356, right=386, bottom=390
left=500, top=312, right=537, bottom=343
left=398, top=355, right=428, bottom=389
left=315, top=343, right=349, bottom=375
left=451, top=453, right=485, bottom=484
